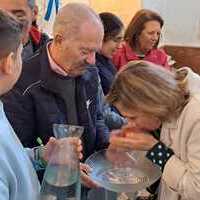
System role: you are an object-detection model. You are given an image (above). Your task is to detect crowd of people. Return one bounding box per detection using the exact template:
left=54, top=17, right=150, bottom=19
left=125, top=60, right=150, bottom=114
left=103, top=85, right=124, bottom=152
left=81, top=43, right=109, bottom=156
left=0, top=0, right=200, bottom=200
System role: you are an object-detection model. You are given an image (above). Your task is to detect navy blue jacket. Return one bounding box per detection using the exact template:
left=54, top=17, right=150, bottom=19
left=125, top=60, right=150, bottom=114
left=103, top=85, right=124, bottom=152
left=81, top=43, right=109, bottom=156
left=95, top=53, right=126, bottom=130
left=2, top=46, right=109, bottom=160
left=96, top=53, right=117, bottom=95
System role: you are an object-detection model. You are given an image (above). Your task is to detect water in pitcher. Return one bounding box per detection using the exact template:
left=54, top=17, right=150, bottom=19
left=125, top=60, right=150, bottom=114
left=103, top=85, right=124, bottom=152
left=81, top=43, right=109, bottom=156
left=40, top=124, right=84, bottom=200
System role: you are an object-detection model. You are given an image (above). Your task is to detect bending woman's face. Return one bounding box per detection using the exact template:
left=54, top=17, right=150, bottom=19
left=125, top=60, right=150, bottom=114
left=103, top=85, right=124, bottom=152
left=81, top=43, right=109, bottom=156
left=137, top=20, right=161, bottom=53
left=100, top=30, right=124, bottom=59
left=115, top=102, right=161, bottom=132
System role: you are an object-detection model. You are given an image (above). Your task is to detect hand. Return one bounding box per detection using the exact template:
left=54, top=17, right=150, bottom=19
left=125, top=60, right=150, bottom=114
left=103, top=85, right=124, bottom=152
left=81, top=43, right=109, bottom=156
left=42, top=137, right=83, bottom=163
left=109, top=128, right=158, bottom=151
left=80, top=163, right=99, bottom=188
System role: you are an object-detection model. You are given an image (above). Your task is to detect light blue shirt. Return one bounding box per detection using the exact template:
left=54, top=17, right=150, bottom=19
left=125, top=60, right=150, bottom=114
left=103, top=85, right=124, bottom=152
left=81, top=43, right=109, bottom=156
left=0, top=100, right=40, bottom=200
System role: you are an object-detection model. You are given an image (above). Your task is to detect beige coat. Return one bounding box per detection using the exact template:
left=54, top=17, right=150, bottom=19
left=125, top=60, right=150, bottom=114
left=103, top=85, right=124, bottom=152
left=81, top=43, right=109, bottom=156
left=159, top=68, right=200, bottom=200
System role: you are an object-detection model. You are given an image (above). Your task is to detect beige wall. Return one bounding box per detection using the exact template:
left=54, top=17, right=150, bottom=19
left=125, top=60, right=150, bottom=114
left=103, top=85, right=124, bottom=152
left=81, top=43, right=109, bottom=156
left=38, top=0, right=141, bottom=35
left=62, top=0, right=90, bottom=5
left=62, top=0, right=141, bottom=26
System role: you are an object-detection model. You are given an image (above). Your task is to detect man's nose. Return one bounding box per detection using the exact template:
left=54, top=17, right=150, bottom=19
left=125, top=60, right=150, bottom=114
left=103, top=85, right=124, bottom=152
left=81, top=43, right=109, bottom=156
left=86, top=52, right=96, bottom=65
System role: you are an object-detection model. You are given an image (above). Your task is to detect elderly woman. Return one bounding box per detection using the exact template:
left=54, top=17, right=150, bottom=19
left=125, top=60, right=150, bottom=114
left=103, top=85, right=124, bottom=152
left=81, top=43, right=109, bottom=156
left=113, top=9, right=170, bottom=71
left=107, top=61, right=200, bottom=200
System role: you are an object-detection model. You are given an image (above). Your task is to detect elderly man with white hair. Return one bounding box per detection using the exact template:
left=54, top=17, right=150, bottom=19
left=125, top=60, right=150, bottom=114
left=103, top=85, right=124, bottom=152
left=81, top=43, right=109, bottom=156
left=3, top=2, right=109, bottom=193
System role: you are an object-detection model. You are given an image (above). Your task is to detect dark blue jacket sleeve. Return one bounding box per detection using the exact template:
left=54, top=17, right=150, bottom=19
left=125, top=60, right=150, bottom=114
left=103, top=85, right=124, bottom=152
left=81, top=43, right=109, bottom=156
left=2, top=89, right=37, bottom=148
left=95, top=82, right=110, bottom=150
left=98, top=79, right=126, bottom=130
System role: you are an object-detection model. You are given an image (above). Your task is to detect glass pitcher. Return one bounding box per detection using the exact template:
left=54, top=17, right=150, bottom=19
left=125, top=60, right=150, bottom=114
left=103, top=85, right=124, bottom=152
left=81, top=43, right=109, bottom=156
left=40, top=124, right=84, bottom=200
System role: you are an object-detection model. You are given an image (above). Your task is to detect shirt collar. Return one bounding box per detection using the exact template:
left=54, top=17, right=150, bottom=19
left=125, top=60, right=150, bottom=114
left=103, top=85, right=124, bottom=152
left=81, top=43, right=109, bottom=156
left=124, top=42, right=154, bottom=60
left=123, top=43, right=138, bottom=61
left=46, top=42, right=68, bottom=76
left=163, top=117, right=179, bottom=129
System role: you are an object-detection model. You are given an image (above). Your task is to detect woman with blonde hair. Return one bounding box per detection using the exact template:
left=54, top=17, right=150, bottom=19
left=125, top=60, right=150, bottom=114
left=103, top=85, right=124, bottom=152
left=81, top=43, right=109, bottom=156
left=107, top=61, right=200, bottom=200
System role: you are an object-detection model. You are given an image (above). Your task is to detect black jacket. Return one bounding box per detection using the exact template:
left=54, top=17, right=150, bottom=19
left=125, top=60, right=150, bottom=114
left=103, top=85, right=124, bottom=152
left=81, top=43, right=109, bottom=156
left=2, top=46, right=109, bottom=160
left=22, top=32, right=49, bottom=61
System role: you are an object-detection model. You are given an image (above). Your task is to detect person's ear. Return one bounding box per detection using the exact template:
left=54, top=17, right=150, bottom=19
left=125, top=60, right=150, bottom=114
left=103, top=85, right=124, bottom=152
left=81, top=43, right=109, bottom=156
left=54, top=34, right=64, bottom=45
left=0, top=52, right=15, bottom=75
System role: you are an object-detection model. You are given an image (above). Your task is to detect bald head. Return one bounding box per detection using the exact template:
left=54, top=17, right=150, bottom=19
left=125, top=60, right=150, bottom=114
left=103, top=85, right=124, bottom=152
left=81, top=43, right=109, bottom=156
left=53, top=3, right=103, bottom=39
left=50, top=3, right=104, bottom=77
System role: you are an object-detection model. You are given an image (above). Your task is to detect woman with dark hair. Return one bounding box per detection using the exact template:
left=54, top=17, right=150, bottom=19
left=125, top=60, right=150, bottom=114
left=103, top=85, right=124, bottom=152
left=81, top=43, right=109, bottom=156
left=113, top=9, right=169, bottom=71
left=96, top=12, right=126, bottom=130
left=97, top=12, right=124, bottom=95
left=107, top=61, right=200, bottom=200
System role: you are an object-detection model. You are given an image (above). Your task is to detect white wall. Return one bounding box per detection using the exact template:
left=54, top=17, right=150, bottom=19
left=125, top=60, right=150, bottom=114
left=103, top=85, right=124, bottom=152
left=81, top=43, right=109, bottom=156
left=142, top=0, right=200, bottom=47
